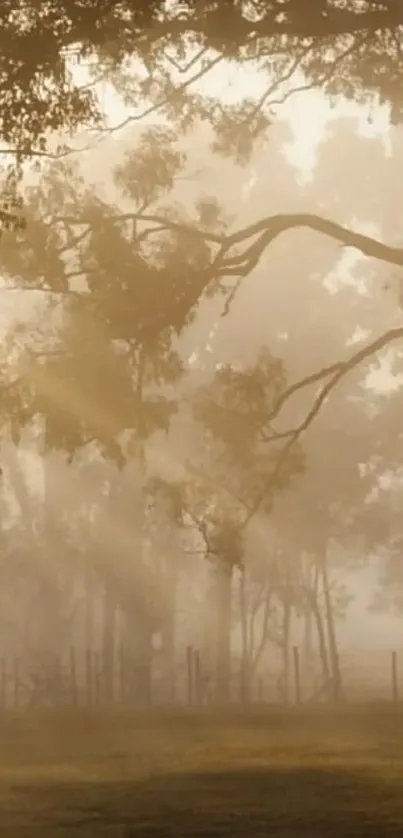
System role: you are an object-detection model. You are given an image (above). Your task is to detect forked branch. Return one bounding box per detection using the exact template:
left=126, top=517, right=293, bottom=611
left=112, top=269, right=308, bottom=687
left=244, top=324, right=403, bottom=525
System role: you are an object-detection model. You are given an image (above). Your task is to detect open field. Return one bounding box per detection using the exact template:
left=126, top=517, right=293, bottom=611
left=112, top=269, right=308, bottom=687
left=1, top=706, right=403, bottom=836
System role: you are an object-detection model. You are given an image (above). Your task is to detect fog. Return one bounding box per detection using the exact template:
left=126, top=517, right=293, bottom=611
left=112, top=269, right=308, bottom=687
left=0, top=55, right=402, bottom=711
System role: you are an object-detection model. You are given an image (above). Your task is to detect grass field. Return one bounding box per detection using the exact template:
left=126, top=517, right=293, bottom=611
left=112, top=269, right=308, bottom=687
left=1, top=705, right=403, bottom=836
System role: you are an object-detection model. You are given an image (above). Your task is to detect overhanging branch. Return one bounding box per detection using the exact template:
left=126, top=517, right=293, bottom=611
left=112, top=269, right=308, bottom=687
left=55, top=208, right=403, bottom=333
left=150, top=4, right=401, bottom=44
left=59, top=210, right=403, bottom=274
left=219, top=213, right=403, bottom=278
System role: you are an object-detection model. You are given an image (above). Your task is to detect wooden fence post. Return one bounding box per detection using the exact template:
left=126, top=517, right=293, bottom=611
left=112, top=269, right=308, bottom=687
left=293, top=646, right=301, bottom=705
left=392, top=650, right=399, bottom=702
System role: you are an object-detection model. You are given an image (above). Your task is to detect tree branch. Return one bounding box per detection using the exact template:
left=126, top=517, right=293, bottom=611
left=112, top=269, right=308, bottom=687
left=57, top=211, right=224, bottom=244
left=270, top=324, right=403, bottom=432
left=243, top=324, right=403, bottom=526
left=219, top=213, right=403, bottom=278
left=146, top=5, right=401, bottom=44
left=59, top=209, right=403, bottom=276
left=54, top=208, right=403, bottom=336
left=96, top=53, right=225, bottom=136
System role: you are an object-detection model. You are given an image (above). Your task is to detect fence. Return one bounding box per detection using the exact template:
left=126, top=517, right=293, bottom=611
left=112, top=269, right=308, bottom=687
left=0, top=646, right=402, bottom=710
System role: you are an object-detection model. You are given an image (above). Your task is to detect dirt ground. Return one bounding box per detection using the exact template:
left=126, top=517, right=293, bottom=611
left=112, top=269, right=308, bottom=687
left=1, top=705, right=403, bottom=836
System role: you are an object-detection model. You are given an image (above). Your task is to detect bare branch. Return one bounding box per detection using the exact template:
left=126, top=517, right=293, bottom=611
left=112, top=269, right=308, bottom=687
left=0, top=139, right=106, bottom=161
left=243, top=324, right=403, bottom=526
left=57, top=211, right=224, bottom=244
left=265, top=29, right=371, bottom=112
left=270, top=324, right=403, bottom=432
left=239, top=43, right=314, bottom=126
left=260, top=360, right=343, bottom=436
left=96, top=53, right=225, bottom=136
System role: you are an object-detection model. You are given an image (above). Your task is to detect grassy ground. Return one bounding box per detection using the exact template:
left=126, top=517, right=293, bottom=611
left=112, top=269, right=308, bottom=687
left=1, top=705, right=403, bottom=836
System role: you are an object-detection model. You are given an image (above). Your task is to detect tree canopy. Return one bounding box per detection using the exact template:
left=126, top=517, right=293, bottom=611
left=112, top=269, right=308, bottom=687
left=1, top=2, right=403, bottom=384
left=0, top=1, right=402, bottom=162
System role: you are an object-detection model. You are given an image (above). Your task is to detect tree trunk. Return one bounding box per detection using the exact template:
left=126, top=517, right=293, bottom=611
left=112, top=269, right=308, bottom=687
left=214, top=559, right=232, bottom=704
left=303, top=587, right=330, bottom=686
left=35, top=454, right=71, bottom=659
left=249, top=586, right=273, bottom=688
left=302, top=607, right=312, bottom=668
left=159, top=558, right=178, bottom=703
left=127, top=348, right=154, bottom=705
left=84, top=561, right=96, bottom=652
left=101, top=580, right=116, bottom=702
left=160, top=614, right=175, bottom=702
left=321, top=555, right=343, bottom=702
left=311, top=600, right=330, bottom=685
left=239, top=567, right=249, bottom=704
left=281, top=599, right=292, bottom=704
left=130, top=622, right=153, bottom=705
left=120, top=605, right=153, bottom=705
left=2, top=442, right=34, bottom=528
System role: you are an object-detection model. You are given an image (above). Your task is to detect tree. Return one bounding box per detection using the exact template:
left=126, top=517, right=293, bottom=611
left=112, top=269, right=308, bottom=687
left=0, top=131, right=218, bottom=702
left=185, top=347, right=304, bottom=701
left=0, top=1, right=402, bottom=447
left=190, top=111, right=403, bottom=703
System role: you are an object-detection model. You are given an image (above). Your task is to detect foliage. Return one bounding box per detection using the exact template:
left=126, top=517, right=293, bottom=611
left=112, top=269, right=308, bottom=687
left=0, top=131, right=225, bottom=461
left=1, top=2, right=403, bottom=156
left=193, top=347, right=305, bottom=514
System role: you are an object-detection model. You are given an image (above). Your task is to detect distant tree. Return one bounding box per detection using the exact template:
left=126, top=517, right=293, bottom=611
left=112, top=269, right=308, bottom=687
left=186, top=347, right=304, bottom=701
left=0, top=131, right=224, bottom=701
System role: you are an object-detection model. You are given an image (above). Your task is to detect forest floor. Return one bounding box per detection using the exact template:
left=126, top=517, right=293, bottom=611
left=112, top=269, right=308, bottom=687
left=1, top=705, right=403, bottom=836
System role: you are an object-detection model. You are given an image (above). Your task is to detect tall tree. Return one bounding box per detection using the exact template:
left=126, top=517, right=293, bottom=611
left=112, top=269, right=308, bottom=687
left=0, top=130, right=217, bottom=701
left=187, top=347, right=304, bottom=701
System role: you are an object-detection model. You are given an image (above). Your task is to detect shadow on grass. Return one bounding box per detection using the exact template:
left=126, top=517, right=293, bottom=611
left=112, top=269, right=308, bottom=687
left=4, top=765, right=403, bottom=837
